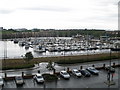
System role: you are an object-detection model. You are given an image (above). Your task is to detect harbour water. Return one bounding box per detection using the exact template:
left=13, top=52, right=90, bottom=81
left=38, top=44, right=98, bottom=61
left=0, top=37, right=111, bottom=59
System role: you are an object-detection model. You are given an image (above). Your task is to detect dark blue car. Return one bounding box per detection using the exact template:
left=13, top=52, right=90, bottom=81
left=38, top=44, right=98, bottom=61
left=86, top=67, right=99, bottom=75
left=80, top=69, right=91, bottom=77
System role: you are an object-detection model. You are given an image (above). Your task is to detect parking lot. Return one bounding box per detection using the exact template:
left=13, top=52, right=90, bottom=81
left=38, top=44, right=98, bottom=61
left=1, top=68, right=119, bottom=88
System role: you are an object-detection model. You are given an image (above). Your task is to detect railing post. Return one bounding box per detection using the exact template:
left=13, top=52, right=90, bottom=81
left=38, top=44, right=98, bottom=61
left=53, top=68, right=56, bottom=75
left=22, top=72, right=24, bottom=77
left=103, top=64, right=106, bottom=68
left=80, top=66, right=83, bottom=70
left=92, top=64, right=95, bottom=67
left=113, top=62, right=115, bottom=68
left=38, top=70, right=40, bottom=73
left=5, top=72, right=7, bottom=78
left=67, top=67, right=69, bottom=72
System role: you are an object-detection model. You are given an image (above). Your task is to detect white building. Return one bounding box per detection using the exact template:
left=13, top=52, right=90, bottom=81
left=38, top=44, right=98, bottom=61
left=0, top=27, right=3, bottom=30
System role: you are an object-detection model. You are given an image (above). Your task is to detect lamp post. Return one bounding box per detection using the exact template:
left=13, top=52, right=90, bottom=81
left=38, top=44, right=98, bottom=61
left=3, top=39, right=7, bottom=78
left=64, top=39, right=65, bottom=70
left=104, top=40, right=115, bottom=87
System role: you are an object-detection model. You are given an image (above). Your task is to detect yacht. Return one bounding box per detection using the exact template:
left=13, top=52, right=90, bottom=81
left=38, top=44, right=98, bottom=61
left=33, top=45, right=46, bottom=53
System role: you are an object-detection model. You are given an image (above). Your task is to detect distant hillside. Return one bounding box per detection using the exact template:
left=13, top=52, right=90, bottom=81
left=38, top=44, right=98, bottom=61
left=0, top=29, right=119, bottom=39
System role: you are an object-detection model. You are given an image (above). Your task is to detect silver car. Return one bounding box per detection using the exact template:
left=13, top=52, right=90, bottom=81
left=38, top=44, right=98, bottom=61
left=60, top=71, right=70, bottom=79
left=34, top=74, right=44, bottom=83
left=15, top=76, right=24, bottom=85
left=0, top=76, right=4, bottom=87
left=72, top=69, right=82, bottom=77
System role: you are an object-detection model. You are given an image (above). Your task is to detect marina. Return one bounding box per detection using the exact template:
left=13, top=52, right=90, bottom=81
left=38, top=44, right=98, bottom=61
left=0, top=36, right=119, bottom=59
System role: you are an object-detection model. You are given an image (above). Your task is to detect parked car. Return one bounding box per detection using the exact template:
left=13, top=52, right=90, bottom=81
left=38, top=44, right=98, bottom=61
left=72, top=69, right=82, bottom=77
left=80, top=69, right=91, bottom=77
left=60, top=70, right=70, bottom=79
left=105, top=66, right=115, bottom=73
left=86, top=67, right=99, bottom=75
left=0, top=76, right=4, bottom=87
left=34, top=74, right=44, bottom=83
left=15, top=76, right=24, bottom=85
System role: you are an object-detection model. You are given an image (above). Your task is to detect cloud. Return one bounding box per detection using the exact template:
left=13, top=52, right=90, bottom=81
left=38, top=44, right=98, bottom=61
left=0, top=0, right=118, bottom=30
left=0, top=9, right=14, bottom=14
left=20, top=6, right=72, bottom=12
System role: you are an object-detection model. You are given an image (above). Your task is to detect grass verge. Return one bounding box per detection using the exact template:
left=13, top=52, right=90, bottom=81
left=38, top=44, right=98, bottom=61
left=42, top=74, right=58, bottom=81
left=0, top=52, right=120, bottom=70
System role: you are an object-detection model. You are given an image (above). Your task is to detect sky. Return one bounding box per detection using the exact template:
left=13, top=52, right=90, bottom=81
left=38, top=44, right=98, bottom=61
left=0, top=0, right=119, bottom=30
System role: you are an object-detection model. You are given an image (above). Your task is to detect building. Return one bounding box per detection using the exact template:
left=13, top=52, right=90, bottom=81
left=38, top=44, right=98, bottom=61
left=0, top=27, right=3, bottom=30
left=15, top=28, right=27, bottom=31
left=100, top=36, right=110, bottom=42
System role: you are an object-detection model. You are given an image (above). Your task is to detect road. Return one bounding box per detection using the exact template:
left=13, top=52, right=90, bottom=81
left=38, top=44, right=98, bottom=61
left=0, top=59, right=119, bottom=77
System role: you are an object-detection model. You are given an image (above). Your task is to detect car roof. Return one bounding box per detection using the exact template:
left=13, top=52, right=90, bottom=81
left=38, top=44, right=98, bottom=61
left=72, top=69, right=78, bottom=71
left=87, top=67, right=95, bottom=69
left=36, top=74, right=42, bottom=76
left=0, top=76, right=2, bottom=79
left=61, top=70, right=67, bottom=73
left=81, top=69, right=85, bottom=70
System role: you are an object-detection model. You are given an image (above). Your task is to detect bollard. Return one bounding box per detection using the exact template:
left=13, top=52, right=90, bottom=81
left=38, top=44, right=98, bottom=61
left=5, top=72, right=7, bottom=78
left=80, top=66, right=83, bottom=70
left=53, top=68, right=56, bottom=75
left=38, top=70, right=40, bottom=73
left=92, top=64, right=95, bottom=67
left=22, top=72, right=24, bottom=77
left=113, top=62, right=115, bottom=67
left=103, top=64, right=105, bottom=68
left=67, top=67, right=69, bottom=72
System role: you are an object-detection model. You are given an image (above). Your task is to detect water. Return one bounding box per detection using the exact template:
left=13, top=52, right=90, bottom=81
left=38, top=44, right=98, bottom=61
left=0, top=39, right=111, bottom=59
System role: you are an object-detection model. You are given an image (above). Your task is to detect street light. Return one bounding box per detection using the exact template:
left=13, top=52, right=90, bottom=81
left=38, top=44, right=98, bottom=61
left=3, top=39, right=7, bottom=78
left=104, top=41, right=115, bottom=87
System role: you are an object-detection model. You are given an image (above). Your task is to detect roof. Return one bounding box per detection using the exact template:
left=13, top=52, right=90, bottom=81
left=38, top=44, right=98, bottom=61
left=87, top=67, right=95, bottom=69
left=36, top=74, right=42, bottom=76
left=81, top=69, right=86, bottom=70
left=72, top=69, right=78, bottom=71
left=61, top=70, right=67, bottom=73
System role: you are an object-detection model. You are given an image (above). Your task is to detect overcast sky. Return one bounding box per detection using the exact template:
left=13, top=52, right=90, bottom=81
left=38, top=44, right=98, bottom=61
left=0, top=0, right=119, bottom=30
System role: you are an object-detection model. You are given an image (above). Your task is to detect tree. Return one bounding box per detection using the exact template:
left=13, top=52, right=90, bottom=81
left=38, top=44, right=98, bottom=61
left=46, top=60, right=55, bottom=70
left=24, top=52, right=33, bottom=63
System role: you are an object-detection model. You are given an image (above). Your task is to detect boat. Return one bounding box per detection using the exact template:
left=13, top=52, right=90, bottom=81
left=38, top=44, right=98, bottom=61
left=111, top=48, right=120, bottom=51
left=33, top=45, right=46, bottom=53
left=19, top=41, right=26, bottom=46
left=14, top=39, right=18, bottom=44
left=25, top=44, right=29, bottom=49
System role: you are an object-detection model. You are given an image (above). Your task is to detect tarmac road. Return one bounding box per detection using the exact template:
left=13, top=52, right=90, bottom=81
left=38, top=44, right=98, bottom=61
left=1, top=68, right=119, bottom=88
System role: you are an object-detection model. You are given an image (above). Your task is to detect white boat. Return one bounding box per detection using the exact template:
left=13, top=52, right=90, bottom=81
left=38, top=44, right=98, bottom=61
left=25, top=44, right=29, bottom=49
left=33, top=45, right=46, bottom=53
left=64, top=46, right=71, bottom=51
left=48, top=46, right=57, bottom=52
left=19, top=41, right=26, bottom=46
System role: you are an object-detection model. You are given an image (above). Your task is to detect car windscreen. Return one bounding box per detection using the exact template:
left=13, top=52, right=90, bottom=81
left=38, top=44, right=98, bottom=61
left=63, top=72, right=68, bottom=75
left=85, top=70, right=90, bottom=73
left=75, top=71, right=80, bottom=73
left=16, top=77, right=23, bottom=80
left=0, top=78, right=3, bottom=81
left=90, top=68, right=96, bottom=70
left=37, top=76, right=43, bottom=78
